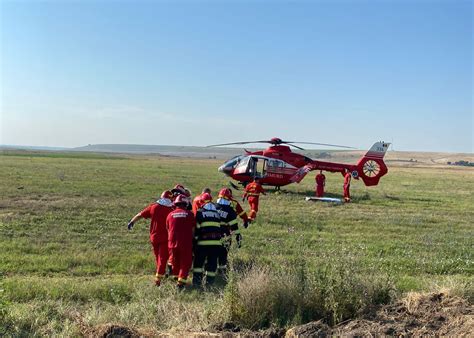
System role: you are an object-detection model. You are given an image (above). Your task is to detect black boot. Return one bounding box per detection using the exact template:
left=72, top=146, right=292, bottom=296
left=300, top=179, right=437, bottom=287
left=206, top=275, right=216, bottom=285
left=193, top=272, right=203, bottom=287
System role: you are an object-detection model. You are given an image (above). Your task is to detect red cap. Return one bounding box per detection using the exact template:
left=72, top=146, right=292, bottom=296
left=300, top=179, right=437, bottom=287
left=174, top=194, right=188, bottom=206
left=161, top=190, right=173, bottom=199
left=200, top=192, right=212, bottom=203
left=218, top=188, right=232, bottom=199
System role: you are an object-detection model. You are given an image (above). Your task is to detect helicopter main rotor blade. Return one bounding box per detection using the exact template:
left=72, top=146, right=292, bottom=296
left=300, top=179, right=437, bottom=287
left=207, top=138, right=357, bottom=149
left=284, top=141, right=356, bottom=149
left=286, top=143, right=306, bottom=150
left=206, top=140, right=270, bottom=147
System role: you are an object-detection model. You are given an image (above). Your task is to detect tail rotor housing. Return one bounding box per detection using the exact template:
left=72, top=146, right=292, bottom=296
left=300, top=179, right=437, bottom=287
left=356, top=142, right=390, bottom=186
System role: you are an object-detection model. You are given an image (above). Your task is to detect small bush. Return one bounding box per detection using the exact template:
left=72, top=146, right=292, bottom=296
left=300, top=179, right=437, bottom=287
left=223, top=258, right=396, bottom=329
left=228, top=265, right=300, bottom=329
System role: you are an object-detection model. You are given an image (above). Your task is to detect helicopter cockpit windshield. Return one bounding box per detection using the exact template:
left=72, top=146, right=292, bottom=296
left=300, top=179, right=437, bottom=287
left=218, top=155, right=244, bottom=174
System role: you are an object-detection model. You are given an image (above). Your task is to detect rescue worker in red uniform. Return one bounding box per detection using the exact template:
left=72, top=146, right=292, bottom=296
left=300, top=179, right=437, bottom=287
left=166, top=195, right=196, bottom=289
left=166, top=184, right=191, bottom=276
left=193, top=193, right=223, bottom=287
left=127, top=190, right=174, bottom=286
left=315, top=170, right=326, bottom=197
left=228, top=188, right=250, bottom=226
left=192, top=187, right=212, bottom=215
left=243, top=178, right=266, bottom=221
left=343, top=169, right=351, bottom=202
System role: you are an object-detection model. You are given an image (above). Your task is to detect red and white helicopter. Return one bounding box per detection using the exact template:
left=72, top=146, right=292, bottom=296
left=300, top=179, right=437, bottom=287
left=209, top=138, right=390, bottom=189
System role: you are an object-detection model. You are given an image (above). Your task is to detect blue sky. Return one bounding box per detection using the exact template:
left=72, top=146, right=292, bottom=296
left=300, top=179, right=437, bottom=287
left=1, top=0, right=472, bottom=152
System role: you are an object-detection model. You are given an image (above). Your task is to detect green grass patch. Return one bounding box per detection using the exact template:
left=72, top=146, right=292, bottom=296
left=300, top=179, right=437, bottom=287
left=0, top=152, right=472, bottom=334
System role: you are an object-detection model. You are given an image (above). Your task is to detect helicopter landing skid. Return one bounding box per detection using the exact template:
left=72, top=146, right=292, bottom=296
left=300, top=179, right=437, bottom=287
left=229, top=181, right=240, bottom=190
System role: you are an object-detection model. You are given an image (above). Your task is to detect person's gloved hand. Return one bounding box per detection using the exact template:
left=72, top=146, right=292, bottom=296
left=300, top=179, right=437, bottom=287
left=236, top=233, right=242, bottom=248
left=243, top=220, right=250, bottom=229
left=127, top=220, right=134, bottom=230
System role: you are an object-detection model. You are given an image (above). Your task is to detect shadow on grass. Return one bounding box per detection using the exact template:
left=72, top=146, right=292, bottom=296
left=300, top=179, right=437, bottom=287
left=384, top=194, right=401, bottom=201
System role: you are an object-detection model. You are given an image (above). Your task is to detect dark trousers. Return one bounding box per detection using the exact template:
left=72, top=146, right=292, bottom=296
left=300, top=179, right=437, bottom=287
left=218, top=236, right=231, bottom=269
left=193, top=245, right=221, bottom=285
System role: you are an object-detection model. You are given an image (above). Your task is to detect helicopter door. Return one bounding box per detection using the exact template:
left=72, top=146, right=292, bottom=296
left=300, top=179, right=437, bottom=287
left=234, top=156, right=250, bottom=175
left=233, top=156, right=267, bottom=178
left=248, top=157, right=267, bottom=179
left=255, top=158, right=267, bottom=179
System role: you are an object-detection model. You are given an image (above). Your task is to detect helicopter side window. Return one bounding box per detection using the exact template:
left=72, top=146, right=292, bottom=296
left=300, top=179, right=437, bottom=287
left=267, top=159, right=277, bottom=168
left=267, top=159, right=285, bottom=170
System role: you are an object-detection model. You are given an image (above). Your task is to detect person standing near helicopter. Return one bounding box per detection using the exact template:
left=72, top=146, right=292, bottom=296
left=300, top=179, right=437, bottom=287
left=343, top=169, right=352, bottom=202
left=315, top=170, right=326, bottom=197
left=243, top=178, right=265, bottom=221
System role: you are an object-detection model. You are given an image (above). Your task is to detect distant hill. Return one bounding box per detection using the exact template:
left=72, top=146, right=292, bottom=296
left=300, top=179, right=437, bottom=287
left=73, top=144, right=341, bottom=159
left=72, top=144, right=244, bottom=159
left=3, top=143, right=472, bottom=165
left=0, top=145, right=69, bottom=151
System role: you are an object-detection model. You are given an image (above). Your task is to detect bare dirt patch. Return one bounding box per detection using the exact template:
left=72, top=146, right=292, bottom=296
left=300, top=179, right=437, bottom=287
left=309, top=292, right=472, bottom=336
left=80, top=323, right=143, bottom=338
left=95, top=324, right=140, bottom=337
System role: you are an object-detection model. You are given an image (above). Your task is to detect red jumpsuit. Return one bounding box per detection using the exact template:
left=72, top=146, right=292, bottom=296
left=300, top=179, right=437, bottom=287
left=243, top=181, right=265, bottom=220
left=139, top=200, right=173, bottom=281
left=343, top=172, right=351, bottom=202
left=315, top=173, right=326, bottom=197
left=192, top=194, right=206, bottom=216
left=231, top=199, right=249, bottom=222
left=166, top=207, right=196, bottom=286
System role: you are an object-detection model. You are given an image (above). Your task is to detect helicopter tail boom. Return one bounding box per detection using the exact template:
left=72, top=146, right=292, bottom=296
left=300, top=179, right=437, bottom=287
left=290, top=141, right=390, bottom=186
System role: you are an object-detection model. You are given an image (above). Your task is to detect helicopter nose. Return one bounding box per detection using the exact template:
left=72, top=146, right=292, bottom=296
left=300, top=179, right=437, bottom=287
left=218, top=164, right=231, bottom=174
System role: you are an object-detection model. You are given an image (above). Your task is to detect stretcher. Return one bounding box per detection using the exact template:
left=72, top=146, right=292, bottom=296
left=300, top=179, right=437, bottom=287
left=305, top=196, right=342, bottom=204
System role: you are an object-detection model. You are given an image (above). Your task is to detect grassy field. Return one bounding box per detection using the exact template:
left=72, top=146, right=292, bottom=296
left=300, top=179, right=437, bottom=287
left=0, top=151, right=472, bottom=335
